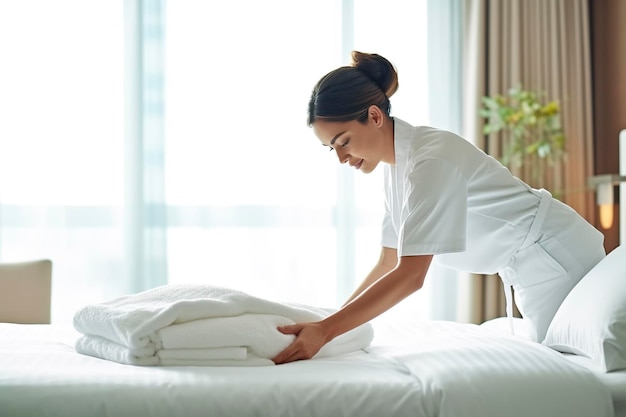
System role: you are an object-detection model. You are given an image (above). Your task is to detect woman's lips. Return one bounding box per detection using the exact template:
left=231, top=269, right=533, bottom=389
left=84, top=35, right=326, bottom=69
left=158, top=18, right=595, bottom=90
left=354, top=159, right=363, bottom=169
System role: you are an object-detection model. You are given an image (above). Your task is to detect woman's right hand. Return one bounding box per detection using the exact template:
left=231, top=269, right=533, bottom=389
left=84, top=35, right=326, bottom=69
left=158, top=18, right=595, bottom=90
left=272, top=321, right=330, bottom=364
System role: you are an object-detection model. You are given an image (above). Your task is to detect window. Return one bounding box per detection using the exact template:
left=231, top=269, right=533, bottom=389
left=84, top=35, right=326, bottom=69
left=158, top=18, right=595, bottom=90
left=0, top=0, right=432, bottom=323
left=0, top=1, right=125, bottom=320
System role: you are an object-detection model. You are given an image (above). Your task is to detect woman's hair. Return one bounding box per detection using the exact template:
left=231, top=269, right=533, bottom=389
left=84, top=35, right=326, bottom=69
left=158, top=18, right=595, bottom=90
left=307, top=51, right=399, bottom=126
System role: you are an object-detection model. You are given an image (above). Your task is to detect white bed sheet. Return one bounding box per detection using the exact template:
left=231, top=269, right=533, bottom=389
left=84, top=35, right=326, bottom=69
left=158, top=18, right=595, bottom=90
left=0, top=323, right=416, bottom=417
left=483, top=316, right=626, bottom=416
left=0, top=320, right=615, bottom=417
left=563, top=353, right=626, bottom=417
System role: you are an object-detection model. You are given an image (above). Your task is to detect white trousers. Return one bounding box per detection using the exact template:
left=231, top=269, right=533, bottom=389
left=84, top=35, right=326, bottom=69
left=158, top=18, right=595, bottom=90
left=498, top=190, right=606, bottom=342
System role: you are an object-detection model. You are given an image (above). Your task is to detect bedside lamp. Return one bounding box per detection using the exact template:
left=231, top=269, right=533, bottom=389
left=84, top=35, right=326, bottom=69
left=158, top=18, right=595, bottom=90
left=588, top=129, right=626, bottom=242
left=588, top=174, right=625, bottom=229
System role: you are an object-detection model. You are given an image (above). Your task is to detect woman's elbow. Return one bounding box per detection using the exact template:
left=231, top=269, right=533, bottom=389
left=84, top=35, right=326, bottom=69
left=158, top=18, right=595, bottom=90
left=408, top=273, right=425, bottom=292
left=397, top=255, right=433, bottom=293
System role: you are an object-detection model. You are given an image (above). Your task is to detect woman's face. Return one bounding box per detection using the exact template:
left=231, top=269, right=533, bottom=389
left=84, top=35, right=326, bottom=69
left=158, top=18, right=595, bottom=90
left=312, top=106, right=394, bottom=174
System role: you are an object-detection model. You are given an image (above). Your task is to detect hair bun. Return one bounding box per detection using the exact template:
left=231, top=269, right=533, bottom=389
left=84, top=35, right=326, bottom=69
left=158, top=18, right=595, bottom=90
left=350, top=51, right=399, bottom=98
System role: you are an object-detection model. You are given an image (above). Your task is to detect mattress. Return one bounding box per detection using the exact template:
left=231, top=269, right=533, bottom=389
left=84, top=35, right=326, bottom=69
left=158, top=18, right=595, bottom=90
left=0, top=319, right=615, bottom=417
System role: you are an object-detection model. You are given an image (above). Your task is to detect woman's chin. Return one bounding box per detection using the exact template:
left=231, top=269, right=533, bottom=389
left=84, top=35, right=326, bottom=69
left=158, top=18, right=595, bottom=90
left=359, top=162, right=379, bottom=174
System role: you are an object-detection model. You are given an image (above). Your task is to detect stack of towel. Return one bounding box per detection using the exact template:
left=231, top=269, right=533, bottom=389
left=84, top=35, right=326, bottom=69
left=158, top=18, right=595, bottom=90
left=73, top=284, right=374, bottom=366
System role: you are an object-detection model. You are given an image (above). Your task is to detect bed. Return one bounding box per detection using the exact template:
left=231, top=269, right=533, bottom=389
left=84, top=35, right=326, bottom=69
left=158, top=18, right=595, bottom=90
left=1, top=245, right=624, bottom=417
left=0, top=318, right=619, bottom=417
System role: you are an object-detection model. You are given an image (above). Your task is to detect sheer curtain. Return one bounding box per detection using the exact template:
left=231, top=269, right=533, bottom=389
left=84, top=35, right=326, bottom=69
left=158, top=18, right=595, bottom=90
left=0, top=0, right=449, bottom=324
left=425, top=0, right=464, bottom=321
left=0, top=1, right=127, bottom=322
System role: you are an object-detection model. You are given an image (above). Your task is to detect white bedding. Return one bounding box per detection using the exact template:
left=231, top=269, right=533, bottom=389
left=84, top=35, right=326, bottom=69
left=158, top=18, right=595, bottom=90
left=562, top=353, right=626, bottom=417
left=483, top=316, right=626, bottom=417
left=0, top=320, right=615, bottom=417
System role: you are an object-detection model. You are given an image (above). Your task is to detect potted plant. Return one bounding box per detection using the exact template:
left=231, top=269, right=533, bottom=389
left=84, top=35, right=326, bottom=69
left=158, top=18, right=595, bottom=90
left=479, top=86, right=566, bottom=189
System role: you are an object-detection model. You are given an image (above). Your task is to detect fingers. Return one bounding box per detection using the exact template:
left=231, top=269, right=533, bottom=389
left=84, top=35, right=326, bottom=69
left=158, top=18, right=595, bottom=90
left=272, top=342, right=311, bottom=365
left=272, top=348, right=299, bottom=365
left=272, top=322, right=327, bottom=364
left=273, top=325, right=302, bottom=364
left=271, top=346, right=292, bottom=365
left=271, top=337, right=309, bottom=364
left=276, top=324, right=302, bottom=335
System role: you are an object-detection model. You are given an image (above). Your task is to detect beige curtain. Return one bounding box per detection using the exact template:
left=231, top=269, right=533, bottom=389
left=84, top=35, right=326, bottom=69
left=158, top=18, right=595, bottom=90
left=458, top=0, right=595, bottom=324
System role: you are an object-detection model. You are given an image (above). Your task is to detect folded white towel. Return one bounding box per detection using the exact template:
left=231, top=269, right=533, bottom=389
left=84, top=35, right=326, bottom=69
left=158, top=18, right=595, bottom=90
left=75, top=334, right=159, bottom=366
left=75, top=335, right=268, bottom=366
left=158, top=313, right=372, bottom=359
left=157, top=347, right=247, bottom=361
left=156, top=352, right=272, bottom=367
left=73, top=284, right=374, bottom=366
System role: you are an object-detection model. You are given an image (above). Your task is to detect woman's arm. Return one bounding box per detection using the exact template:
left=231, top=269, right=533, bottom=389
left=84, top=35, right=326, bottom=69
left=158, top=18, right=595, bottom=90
left=272, top=253, right=433, bottom=364
left=342, top=246, right=398, bottom=307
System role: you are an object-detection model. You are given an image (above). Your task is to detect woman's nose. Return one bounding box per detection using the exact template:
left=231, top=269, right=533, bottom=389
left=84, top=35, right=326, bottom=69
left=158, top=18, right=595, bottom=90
left=335, top=149, right=349, bottom=164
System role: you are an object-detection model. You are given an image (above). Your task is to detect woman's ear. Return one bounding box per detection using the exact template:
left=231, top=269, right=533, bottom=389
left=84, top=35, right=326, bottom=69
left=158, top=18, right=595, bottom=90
left=368, top=105, right=385, bottom=128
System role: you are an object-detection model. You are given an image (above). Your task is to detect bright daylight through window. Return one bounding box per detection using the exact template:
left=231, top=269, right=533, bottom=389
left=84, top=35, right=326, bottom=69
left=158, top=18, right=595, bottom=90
left=0, top=0, right=429, bottom=323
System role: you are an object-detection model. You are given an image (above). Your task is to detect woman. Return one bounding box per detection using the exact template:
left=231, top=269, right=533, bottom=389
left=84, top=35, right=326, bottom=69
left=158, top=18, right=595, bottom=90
left=271, top=51, right=605, bottom=365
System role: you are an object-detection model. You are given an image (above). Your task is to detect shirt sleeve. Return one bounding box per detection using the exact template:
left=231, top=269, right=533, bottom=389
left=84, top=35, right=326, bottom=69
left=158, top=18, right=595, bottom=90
left=398, top=157, right=467, bottom=256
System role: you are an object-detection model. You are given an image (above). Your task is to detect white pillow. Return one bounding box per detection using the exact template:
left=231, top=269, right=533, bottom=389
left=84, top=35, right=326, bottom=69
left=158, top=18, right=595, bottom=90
left=543, top=245, right=626, bottom=372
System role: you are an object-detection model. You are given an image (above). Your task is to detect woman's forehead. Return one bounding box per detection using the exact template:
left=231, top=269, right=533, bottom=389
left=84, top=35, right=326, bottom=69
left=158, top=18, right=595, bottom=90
left=312, top=120, right=354, bottom=144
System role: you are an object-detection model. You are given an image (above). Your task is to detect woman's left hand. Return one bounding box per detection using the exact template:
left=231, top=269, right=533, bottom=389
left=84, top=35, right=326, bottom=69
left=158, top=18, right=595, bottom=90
left=272, top=322, right=330, bottom=364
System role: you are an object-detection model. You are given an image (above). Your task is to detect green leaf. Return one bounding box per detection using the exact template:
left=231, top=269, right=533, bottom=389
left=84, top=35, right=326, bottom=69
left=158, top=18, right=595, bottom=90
left=538, top=143, right=551, bottom=158
left=526, top=142, right=540, bottom=154
left=483, top=124, right=502, bottom=134
left=481, top=96, right=499, bottom=109
left=479, top=85, right=567, bottom=170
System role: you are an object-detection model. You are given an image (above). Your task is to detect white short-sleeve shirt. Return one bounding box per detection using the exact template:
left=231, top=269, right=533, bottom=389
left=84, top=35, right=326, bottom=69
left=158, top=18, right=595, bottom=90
left=382, top=118, right=542, bottom=274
